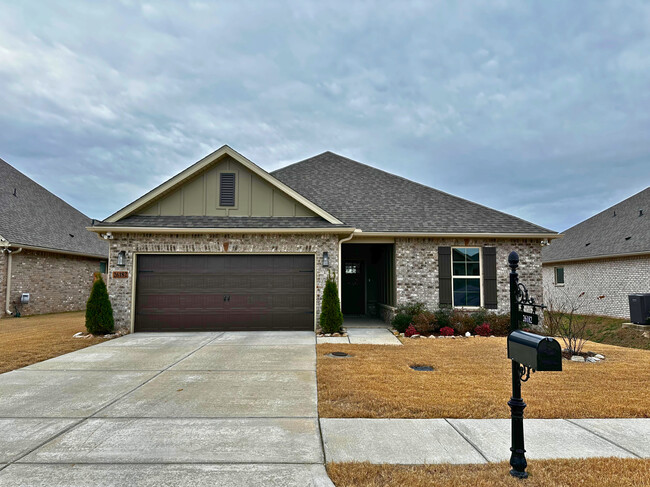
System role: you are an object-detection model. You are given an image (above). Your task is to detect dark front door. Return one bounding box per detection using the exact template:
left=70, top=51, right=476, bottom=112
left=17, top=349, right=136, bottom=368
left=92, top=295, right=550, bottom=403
left=134, top=254, right=314, bottom=332
left=342, top=260, right=365, bottom=314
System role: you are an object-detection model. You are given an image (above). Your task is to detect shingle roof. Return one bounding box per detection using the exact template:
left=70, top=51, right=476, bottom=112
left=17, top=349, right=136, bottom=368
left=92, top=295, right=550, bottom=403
left=94, top=215, right=346, bottom=229
left=542, top=187, right=650, bottom=263
left=0, top=158, right=108, bottom=258
left=271, top=152, right=555, bottom=234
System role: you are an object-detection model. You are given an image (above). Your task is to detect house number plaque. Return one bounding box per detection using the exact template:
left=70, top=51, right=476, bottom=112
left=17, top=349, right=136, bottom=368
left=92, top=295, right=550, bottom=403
left=112, top=271, right=129, bottom=279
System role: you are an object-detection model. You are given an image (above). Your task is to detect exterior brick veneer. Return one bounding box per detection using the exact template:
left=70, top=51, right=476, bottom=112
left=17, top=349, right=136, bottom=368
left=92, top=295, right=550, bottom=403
left=1, top=249, right=103, bottom=317
left=543, top=255, right=650, bottom=319
left=394, top=238, right=543, bottom=313
left=107, top=233, right=339, bottom=331
left=0, top=252, right=6, bottom=316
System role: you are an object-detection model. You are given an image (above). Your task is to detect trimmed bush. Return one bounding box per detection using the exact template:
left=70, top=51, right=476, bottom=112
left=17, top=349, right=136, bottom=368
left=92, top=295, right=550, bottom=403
left=451, top=311, right=476, bottom=335
left=412, top=312, right=437, bottom=334
left=475, top=323, right=492, bottom=336
left=486, top=312, right=510, bottom=335
left=320, top=272, right=343, bottom=334
left=392, top=313, right=413, bottom=333
left=439, top=326, right=455, bottom=336
left=433, top=306, right=454, bottom=329
left=395, top=302, right=428, bottom=317
left=85, top=273, right=114, bottom=335
left=404, top=324, right=418, bottom=337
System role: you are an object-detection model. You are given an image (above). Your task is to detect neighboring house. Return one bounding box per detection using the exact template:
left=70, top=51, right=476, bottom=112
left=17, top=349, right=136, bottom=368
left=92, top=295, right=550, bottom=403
left=0, top=159, right=108, bottom=318
left=542, top=187, right=650, bottom=319
left=89, top=146, right=558, bottom=332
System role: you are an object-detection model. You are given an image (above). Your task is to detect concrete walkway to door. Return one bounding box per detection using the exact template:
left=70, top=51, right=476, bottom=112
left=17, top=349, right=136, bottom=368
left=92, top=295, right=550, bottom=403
left=0, top=331, right=334, bottom=486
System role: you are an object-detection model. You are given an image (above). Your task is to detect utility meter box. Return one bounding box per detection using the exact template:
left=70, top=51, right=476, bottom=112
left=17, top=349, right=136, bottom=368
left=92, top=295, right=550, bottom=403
left=20, top=293, right=30, bottom=304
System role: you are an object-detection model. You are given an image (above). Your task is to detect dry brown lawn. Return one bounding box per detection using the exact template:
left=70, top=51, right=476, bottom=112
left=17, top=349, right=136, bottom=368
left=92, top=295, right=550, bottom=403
left=317, top=337, right=650, bottom=418
left=327, top=459, right=650, bottom=487
left=0, top=311, right=113, bottom=374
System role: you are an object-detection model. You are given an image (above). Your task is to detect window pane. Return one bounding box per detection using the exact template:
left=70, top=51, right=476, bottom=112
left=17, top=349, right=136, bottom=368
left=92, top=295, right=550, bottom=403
left=453, top=278, right=481, bottom=307
left=466, top=292, right=481, bottom=307
left=453, top=279, right=466, bottom=293
left=467, top=262, right=480, bottom=276
left=452, top=248, right=466, bottom=263
left=465, top=248, right=480, bottom=261
left=555, top=267, right=564, bottom=284
left=466, top=279, right=480, bottom=293
left=453, top=263, right=466, bottom=276
left=454, top=292, right=467, bottom=306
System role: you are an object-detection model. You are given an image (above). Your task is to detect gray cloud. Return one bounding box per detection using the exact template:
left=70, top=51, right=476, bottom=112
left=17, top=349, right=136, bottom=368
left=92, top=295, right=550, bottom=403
left=1, top=0, right=649, bottom=231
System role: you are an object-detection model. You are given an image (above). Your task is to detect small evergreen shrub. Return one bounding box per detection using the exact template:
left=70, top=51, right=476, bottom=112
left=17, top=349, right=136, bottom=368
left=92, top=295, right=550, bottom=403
left=412, top=311, right=437, bottom=334
left=85, top=273, right=114, bottom=335
left=486, top=312, right=510, bottom=335
left=404, top=324, right=418, bottom=337
left=320, top=272, right=343, bottom=334
left=392, top=313, right=413, bottom=333
left=433, top=306, right=454, bottom=329
left=475, top=323, right=492, bottom=337
left=452, top=312, right=475, bottom=335
left=439, top=326, right=455, bottom=336
left=396, top=302, right=428, bottom=317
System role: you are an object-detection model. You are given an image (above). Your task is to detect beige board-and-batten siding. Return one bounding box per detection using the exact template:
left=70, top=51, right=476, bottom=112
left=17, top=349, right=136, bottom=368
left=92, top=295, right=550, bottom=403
left=543, top=254, right=650, bottom=319
left=106, top=233, right=339, bottom=332
left=394, top=237, right=544, bottom=313
left=1, top=249, right=103, bottom=317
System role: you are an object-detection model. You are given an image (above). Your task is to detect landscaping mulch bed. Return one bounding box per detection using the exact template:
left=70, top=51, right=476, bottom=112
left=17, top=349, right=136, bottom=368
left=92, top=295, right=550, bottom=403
left=327, top=458, right=650, bottom=487
left=0, top=311, right=113, bottom=374
left=317, top=337, right=650, bottom=419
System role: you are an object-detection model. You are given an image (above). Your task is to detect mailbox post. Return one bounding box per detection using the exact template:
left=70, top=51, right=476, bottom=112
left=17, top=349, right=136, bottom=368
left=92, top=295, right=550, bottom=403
left=507, top=251, right=562, bottom=479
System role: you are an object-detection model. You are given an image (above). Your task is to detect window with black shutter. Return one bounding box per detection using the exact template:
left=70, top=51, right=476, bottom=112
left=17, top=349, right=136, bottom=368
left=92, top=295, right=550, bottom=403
left=219, top=173, right=236, bottom=207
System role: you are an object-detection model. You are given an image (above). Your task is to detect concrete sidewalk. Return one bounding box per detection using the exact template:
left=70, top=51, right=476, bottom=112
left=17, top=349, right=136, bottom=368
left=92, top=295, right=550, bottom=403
left=320, top=418, right=650, bottom=464
left=317, top=327, right=402, bottom=345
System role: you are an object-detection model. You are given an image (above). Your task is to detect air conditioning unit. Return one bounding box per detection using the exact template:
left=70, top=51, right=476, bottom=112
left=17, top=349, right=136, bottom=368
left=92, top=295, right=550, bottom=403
left=628, top=294, right=650, bottom=325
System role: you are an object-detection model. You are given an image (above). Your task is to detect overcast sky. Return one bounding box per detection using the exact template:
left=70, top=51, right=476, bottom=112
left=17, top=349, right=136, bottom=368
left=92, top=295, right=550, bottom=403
left=1, top=1, right=649, bottom=231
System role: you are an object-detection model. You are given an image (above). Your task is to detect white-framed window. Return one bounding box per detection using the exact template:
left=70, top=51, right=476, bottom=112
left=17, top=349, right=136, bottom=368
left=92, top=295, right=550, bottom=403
left=554, top=267, right=565, bottom=286
left=452, top=247, right=481, bottom=307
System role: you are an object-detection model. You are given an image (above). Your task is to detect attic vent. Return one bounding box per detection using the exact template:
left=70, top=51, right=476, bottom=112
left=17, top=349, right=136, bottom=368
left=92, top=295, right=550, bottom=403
left=625, top=236, right=631, bottom=240
left=219, top=173, right=236, bottom=207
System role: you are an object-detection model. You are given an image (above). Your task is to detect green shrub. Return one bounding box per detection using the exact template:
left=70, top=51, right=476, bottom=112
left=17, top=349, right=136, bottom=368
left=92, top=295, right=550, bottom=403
left=392, top=313, right=413, bottom=333
left=451, top=311, right=476, bottom=335
left=412, top=311, right=437, bottom=334
left=85, top=273, right=114, bottom=335
left=470, top=308, right=490, bottom=328
left=433, top=306, right=454, bottom=329
left=320, top=272, right=343, bottom=334
left=485, top=312, right=510, bottom=335
left=395, top=302, right=428, bottom=317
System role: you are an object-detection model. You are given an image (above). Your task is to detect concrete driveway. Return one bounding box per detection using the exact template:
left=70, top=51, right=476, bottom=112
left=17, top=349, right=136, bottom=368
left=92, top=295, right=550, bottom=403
left=0, top=331, right=334, bottom=486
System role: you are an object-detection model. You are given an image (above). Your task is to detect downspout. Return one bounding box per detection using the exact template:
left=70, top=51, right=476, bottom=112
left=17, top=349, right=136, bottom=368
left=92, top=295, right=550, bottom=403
left=4, top=248, right=23, bottom=315
left=337, top=231, right=356, bottom=302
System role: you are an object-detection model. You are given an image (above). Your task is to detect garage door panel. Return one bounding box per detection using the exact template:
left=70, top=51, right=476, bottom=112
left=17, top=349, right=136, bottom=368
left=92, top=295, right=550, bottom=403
left=135, top=254, right=314, bottom=332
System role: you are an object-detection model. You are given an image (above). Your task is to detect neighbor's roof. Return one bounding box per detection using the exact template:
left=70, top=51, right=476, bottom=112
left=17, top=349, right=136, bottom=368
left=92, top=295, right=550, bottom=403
left=542, top=187, right=650, bottom=263
left=272, top=152, right=556, bottom=235
left=0, top=158, right=108, bottom=258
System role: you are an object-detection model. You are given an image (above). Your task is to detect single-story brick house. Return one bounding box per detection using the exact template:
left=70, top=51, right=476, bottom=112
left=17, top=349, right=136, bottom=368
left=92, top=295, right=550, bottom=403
left=0, top=158, right=108, bottom=318
left=542, top=187, right=649, bottom=319
left=89, top=146, right=558, bottom=332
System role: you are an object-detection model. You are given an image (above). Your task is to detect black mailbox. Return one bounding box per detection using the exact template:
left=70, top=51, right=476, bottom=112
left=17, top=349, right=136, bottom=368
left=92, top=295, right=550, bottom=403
left=507, top=330, right=562, bottom=372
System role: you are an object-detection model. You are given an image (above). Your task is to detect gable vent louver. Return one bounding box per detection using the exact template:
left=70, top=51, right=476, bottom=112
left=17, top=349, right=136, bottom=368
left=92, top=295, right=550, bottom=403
left=219, top=173, right=236, bottom=207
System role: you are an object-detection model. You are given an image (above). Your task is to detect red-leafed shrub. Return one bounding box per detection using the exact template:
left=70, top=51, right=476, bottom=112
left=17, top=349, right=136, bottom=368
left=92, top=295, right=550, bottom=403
left=439, top=326, right=455, bottom=336
left=474, top=323, right=492, bottom=337
left=405, top=324, right=418, bottom=337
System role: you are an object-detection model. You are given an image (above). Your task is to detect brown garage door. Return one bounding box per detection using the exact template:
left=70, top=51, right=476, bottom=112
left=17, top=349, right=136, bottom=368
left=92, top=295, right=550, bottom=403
left=134, top=254, right=314, bottom=332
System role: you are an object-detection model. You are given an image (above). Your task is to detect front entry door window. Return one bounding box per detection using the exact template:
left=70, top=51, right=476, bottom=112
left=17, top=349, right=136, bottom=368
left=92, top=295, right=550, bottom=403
left=342, top=260, right=365, bottom=314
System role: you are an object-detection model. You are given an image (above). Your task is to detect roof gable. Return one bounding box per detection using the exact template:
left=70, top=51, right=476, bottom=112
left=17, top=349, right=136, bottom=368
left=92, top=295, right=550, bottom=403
left=0, top=158, right=108, bottom=257
left=106, top=146, right=342, bottom=225
left=272, top=151, right=556, bottom=236
left=542, top=187, right=650, bottom=263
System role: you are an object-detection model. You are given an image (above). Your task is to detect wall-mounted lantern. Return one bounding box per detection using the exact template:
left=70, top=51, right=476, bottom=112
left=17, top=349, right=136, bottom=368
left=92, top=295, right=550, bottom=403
left=117, top=251, right=126, bottom=267
left=322, top=251, right=329, bottom=267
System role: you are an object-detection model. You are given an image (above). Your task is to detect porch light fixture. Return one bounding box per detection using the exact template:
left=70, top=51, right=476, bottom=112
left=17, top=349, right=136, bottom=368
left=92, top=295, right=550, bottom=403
left=322, top=251, right=329, bottom=267
left=117, top=251, right=126, bottom=267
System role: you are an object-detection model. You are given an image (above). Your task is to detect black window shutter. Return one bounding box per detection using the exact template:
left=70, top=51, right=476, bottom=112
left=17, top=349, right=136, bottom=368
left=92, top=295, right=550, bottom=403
left=482, top=247, right=498, bottom=309
left=438, top=246, right=452, bottom=307
left=219, top=173, right=236, bottom=207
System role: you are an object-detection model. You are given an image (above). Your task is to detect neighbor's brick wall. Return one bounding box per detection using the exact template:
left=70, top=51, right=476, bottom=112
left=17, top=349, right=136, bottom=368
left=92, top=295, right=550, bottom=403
left=3, top=249, right=103, bottom=317
left=107, top=233, right=339, bottom=331
left=0, top=252, right=6, bottom=316
left=394, top=238, right=543, bottom=313
left=542, top=255, right=650, bottom=319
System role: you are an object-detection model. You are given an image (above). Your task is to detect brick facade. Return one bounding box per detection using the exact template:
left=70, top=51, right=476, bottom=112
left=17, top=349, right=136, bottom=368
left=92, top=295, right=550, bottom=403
left=1, top=249, right=104, bottom=317
left=543, top=254, right=650, bottom=319
left=0, top=252, right=6, bottom=316
left=394, top=237, right=544, bottom=313
left=106, top=233, right=339, bottom=331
